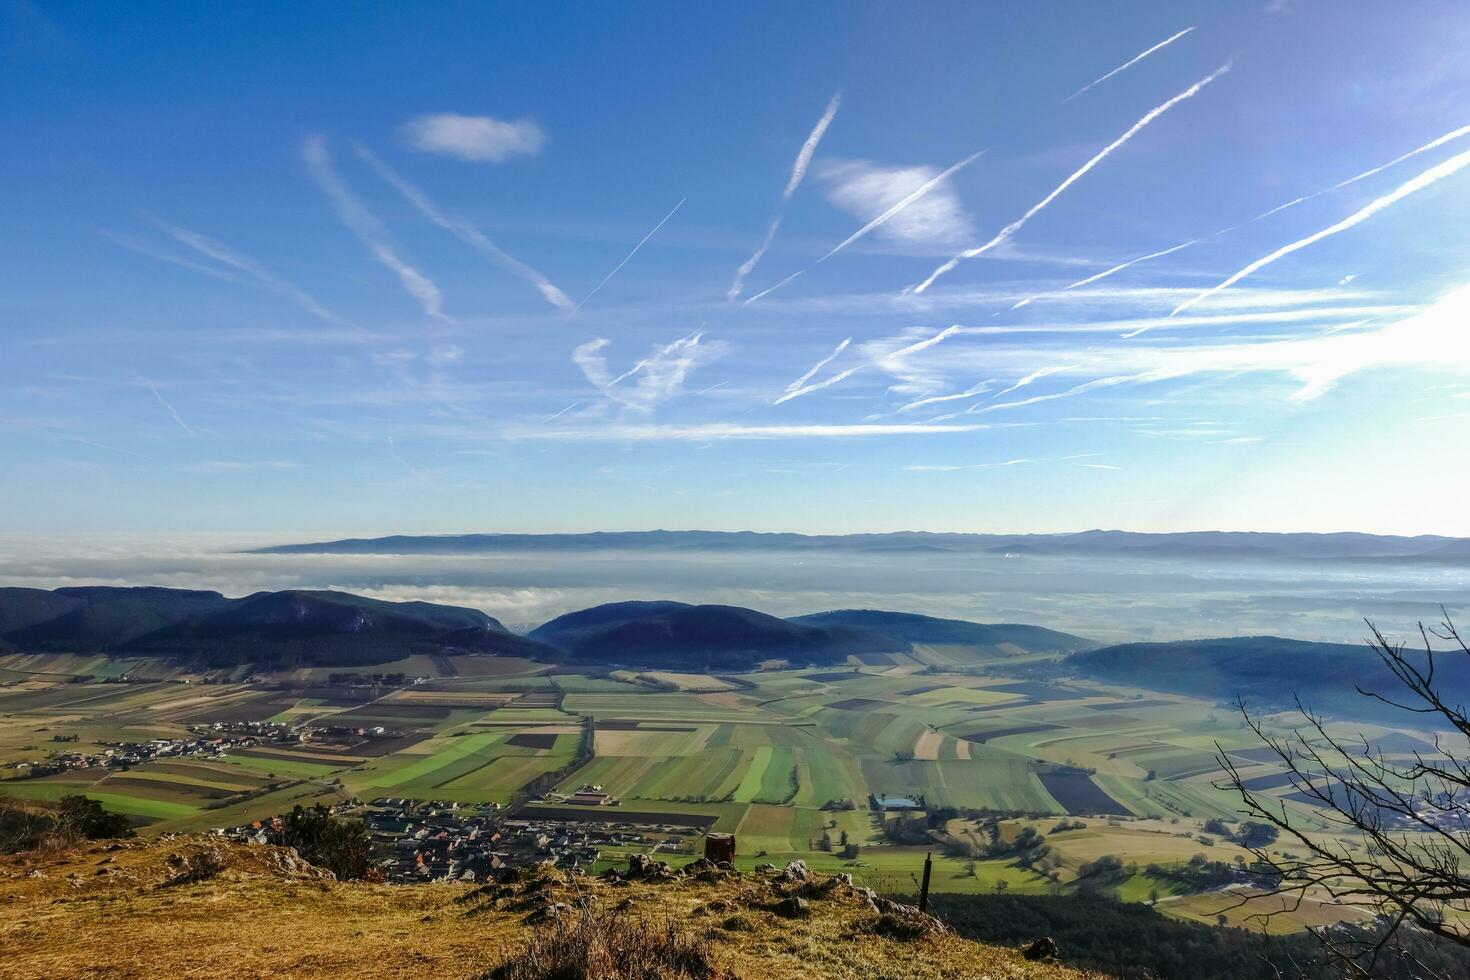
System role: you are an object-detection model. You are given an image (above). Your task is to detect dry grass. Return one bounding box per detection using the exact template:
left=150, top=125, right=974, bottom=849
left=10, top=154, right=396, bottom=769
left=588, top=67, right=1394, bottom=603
left=487, top=901, right=731, bottom=979
left=0, top=836, right=1098, bottom=980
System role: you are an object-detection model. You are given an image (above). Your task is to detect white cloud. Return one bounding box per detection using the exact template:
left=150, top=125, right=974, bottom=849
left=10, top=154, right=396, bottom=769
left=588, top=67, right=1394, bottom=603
left=572, top=331, right=724, bottom=414
left=819, top=158, right=974, bottom=247
left=399, top=113, right=544, bottom=163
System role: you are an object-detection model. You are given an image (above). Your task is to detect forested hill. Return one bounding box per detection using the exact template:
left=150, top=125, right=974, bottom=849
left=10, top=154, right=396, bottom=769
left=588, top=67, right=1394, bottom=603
left=0, top=586, right=552, bottom=668
left=789, top=609, right=1093, bottom=655
left=527, top=601, right=903, bottom=669
left=1066, top=635, right=1470, bottom=719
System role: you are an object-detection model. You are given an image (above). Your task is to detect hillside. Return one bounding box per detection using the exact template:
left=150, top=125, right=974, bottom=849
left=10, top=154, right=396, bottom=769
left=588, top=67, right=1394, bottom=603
left=788, top=610, right=1094, bottom=657
left=0, top=587, right=555, bottom=669
left=529, top=601, right=901, bottom=669
left=1066, top=635, right=1470, bottom=719
left=0, top=836, right=1088, bottom=980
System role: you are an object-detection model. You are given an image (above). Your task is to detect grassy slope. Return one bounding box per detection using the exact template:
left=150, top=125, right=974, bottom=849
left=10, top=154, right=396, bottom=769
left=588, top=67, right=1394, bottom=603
left=0, top=837, right=1094, bottom=980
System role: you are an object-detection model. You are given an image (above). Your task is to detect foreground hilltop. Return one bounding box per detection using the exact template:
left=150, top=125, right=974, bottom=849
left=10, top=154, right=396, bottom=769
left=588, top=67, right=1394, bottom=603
left=0, top=587, right=1091, bottom=670
left=0, top=836, right=1088, bottom=980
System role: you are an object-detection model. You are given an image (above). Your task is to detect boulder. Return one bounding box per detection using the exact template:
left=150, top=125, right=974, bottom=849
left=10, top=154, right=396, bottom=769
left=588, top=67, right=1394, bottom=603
left=779, top=860, right=810, bottom=883
left=774, top=895, right=809, bottom=919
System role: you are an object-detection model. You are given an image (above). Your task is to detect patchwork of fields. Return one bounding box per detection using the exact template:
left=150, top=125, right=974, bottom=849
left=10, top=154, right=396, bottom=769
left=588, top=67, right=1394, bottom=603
left=0, top=650, right=1430, bottom=921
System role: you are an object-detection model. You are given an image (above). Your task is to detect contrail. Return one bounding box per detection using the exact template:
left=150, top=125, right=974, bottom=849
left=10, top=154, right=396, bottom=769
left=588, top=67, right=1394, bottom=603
left=1065, top=240, right=1197, bottom=289
left=156, top=222, right=341, bottom=323
left=785, top=338, right=851, bottom=393
left=898, top=380, right=993, bottom=413
left=773, top=366, right=861, bottom=405
left=993, top=367, right=1062, bottom=398
left=353, top=143, right=572, bottom=311
left=745, top=149, right=985, bottom=305
left=1170, top=142, right=1470, bottom=318
left=575, top=197, right=685, bottom=313
left=728, top=92, right=842, bottom=301
left=888, top=324, right=961, bottom=359
left=1064, top=28, right=1196, bottom=102
left=102, top=230, right=251, bottom=286
left=303, top=136, right=447, bottom=319
left=909, top=62, right=1231, bottom=296
left=541, top=401, right=582, bottom=423
left=143, top=380, right=196, bottom=436
left=1227, top=121, right=1470, bottom=231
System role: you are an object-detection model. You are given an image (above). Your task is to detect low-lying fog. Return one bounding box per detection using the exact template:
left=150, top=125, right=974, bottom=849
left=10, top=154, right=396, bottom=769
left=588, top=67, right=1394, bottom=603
left=1, top=534, right=1466, bottom=645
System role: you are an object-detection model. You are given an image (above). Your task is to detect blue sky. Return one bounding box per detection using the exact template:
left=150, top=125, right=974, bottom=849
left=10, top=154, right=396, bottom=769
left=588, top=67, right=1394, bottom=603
left=5, top=0, right=1470, bottom=537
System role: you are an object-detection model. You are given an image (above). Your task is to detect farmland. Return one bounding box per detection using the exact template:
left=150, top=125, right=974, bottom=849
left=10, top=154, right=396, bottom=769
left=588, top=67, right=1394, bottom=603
left=0, top=649, right=1425, bottom=930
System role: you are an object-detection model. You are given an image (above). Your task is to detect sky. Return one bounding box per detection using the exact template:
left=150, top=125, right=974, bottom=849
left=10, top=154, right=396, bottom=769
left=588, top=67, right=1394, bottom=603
left=5, top=0, right=1470, bottom=538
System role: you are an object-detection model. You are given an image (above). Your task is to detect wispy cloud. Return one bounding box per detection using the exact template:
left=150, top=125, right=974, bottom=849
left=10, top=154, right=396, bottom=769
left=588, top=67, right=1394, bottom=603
left=728, top=92, right=841, bottom=300
left=575, top=197, right=685, bottom=313
left=142, top=380, right=196, bottom=436
left=746, top=150, right=984, bottom=304
left=1232, top=121, right=1470, bottom=229
left=882, top=281, right=1470, bottom=409
left=818, top=157, right=975, bottom=247
left=573, top=330, right=722, bottom=413
left=1171, top=143, right=1470, bottom=317
left=353, top=143, right=572, bottom=311
left=302, top=135, right=447, bottom=319
left=398, top=113, right=544, bottom=163
left=909, top=63, right=1231, bottom=295
left=153, top=222, right=342, bottom=323
left=1064, top=27, right=1196, bottom=102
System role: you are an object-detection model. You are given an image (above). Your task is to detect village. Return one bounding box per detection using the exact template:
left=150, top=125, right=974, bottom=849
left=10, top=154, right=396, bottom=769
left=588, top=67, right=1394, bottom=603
left=4, top=719, right=403, bottom=780
left=216, top=787, right=713, bottom=883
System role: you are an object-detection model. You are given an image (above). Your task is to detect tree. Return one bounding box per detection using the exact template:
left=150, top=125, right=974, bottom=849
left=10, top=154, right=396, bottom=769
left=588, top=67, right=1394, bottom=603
left=269, top=804, right=371, bottom=880
left=839, top=829, right=849, bottom=847
left=56, top=795, right=134, bottom=841
left=1220, top=615, right=1470, bottom=978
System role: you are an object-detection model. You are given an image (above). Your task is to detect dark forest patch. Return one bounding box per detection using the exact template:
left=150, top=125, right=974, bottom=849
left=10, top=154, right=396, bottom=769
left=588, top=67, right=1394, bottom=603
left=960, top=723, right=1060, bottom=743
left=829, top=697, right=892, bottom=711
left=1038, top=769, right=1127, bottom=815
left=1085, top=698, right=1173, bottom=711
left=987, top=681, right=1092, bottom=700
left=506, top=732, right=559, bottom=750
left=805, top=671, right=862, bottom=682
left=1237, top=770, right=1298, bottom=792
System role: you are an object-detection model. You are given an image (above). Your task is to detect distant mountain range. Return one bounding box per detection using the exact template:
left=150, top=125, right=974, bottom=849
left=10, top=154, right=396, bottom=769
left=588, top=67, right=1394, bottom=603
left=250, top=529, right=1470, bottom=563
left=0, top=587, right=1092, bottom=671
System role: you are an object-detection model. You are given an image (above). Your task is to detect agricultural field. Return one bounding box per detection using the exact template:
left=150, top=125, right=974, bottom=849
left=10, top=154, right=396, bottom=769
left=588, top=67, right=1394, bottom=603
left=0, top=651, right=1430, bottom=929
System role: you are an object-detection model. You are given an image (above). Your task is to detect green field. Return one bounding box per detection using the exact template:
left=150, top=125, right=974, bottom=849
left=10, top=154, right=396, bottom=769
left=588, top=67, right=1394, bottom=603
left=0, top=653, right=1407, bottom=922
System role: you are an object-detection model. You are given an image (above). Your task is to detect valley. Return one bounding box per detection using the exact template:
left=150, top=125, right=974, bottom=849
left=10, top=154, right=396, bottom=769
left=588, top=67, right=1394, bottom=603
left=0, top=606, right=1427, bottom=936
